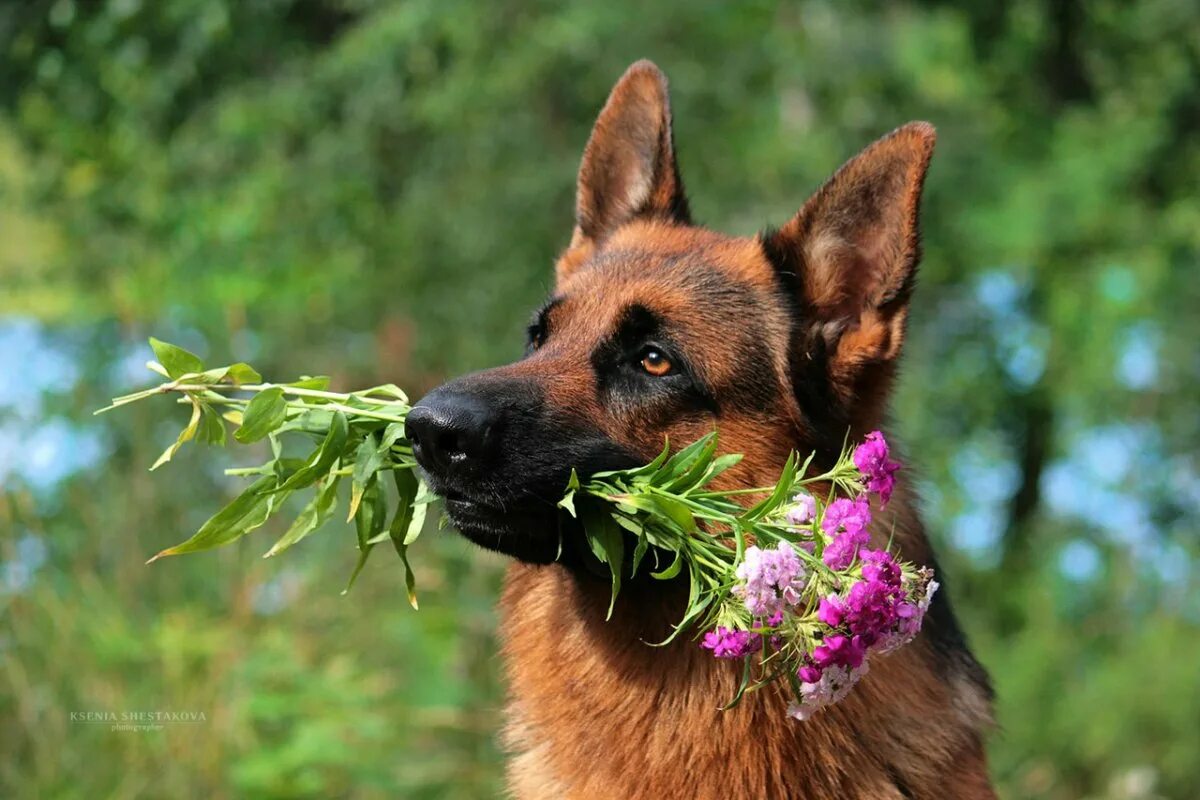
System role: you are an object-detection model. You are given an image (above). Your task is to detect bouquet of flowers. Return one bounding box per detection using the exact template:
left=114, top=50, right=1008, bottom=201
left=101, top=339, right=936, bottom=720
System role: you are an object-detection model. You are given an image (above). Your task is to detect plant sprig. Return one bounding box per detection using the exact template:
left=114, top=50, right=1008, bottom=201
left=97, top=338, right=428, bottom=604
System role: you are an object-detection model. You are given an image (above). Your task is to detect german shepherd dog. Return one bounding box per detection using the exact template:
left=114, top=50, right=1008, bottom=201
left=406, top=61, right=995, bottom=799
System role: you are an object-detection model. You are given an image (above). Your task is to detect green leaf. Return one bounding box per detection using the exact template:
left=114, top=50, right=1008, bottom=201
left=558, top=469, right=581, bottom=517
left=387, top=468, right=422, bottom=609
left=650, top=548, right=683, bottom=580
left=648, top=494, right=698, bottom=533
left=348, top=435, right=386, bottom=521
left=286, top=376, right=332, bottom=390
left=227, top=363, right=262, bottom=385
left=357, top=383, right=408, bottom=403
left=147, top=474, right=276, bottom=562
left=745, top=451, right=797, bottom=521
left=197, top=404, right=227, bottom=446
left=273, top=411, right=348, bottom=493
left=665, top=434, right=719, bottom=492
left=720, top=656, right=755, bottom=711
left=150, top=398, right=203, bottom=470
left=394, top=542, right=420, bottom=611
left=591, top=436, right=671, bottom=481
left=580, top=501, right=624, bottom=620
left=378, top=422, right=407, bottom=451
left=630, top=532, right=648, bottom=578
left=344, top=476, right=388, bottom=593
left=655, top=431, right=717, bottom=486
left=183, top=367, right=229, bottom=384
left=404, top=485, right=429, bottom=546
left=264, top=473, right=341, bottom=557
left=149, top=337, right=203, bottom=379
left=703, top=453, right=743, bottom=485
left=235, top=387, right=288, bottom=443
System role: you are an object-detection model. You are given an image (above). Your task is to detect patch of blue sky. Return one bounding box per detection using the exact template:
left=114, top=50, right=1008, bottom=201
left=1115, top=321, right=1160, bottom=391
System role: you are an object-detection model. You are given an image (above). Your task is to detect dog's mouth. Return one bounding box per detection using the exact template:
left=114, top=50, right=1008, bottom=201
left=425, top=478, right=573, bottom=563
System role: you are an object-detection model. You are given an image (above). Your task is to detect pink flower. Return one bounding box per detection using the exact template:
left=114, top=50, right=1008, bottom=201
left=853, top=431, right=901, bottom=507
left=787, top=663, right=870, bottom=721
left=700, top=627, right=762, bottom=659
left=733, top=543, right=809, bottom=617
left=785, top=493, right=817, bottom=525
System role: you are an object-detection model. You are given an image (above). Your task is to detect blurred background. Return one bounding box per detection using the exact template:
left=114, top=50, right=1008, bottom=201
left=1, top=1, right=1198, bottom=797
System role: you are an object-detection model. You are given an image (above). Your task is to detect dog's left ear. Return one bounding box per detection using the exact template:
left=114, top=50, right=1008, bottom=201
left=557, top=60, right=690, bottom=282
left=763, top=122, right=935, bottom=431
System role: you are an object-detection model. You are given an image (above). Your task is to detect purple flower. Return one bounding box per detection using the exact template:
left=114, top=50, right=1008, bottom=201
left=700, top=626, right=762, bottom=659
left=733, top=543, right=809, bottom=617
left=811, top=633, right=866, bottom=670
left=785, top=493, right=817, bottom=525
left=854, top=431, right=901, bottom=507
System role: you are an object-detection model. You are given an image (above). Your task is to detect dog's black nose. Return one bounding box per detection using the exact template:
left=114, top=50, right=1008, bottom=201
left=406, top=387, right=499, bottom=475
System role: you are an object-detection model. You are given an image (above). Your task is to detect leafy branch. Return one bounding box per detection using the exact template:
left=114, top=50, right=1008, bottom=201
left=97, top=338, right=427, bottom=604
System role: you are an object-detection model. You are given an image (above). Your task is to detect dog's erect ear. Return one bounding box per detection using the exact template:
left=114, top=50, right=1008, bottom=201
left=557, top=60, right=690, bottom=282
left=763, top=122, right=936, bottom=433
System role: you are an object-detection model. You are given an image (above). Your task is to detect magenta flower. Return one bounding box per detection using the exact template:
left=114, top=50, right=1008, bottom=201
left=823, top=529, right=868, bottom=569
left=842, top=579, right=898, bottom=640
left=811, top=633, right=866, bottom=670
left=854, top=430, right=901, bottom=506
left=817, top=594, right=845, bottom=627
left=859, top=548, right=903, bottom=590
left=821, top=497, right=872, bottom=569
left=821, top=497, right=871, bottom=537
left=797, top=664, right=823, bottom=684
left=700, top=626, right=762, bottom=659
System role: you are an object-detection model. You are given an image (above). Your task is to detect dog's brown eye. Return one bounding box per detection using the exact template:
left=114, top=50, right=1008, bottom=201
left=640, top=348, right=673, bottom=377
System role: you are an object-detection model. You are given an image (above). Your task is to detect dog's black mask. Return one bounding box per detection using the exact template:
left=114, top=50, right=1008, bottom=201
left=406, top=371, right=639, bottom=564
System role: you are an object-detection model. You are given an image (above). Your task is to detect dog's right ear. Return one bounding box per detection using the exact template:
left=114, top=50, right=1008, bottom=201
left=556, top=60, right=690, bottom=282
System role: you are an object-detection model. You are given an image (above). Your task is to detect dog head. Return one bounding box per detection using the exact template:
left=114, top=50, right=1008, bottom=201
left=406, top=61, right=934, bottom=563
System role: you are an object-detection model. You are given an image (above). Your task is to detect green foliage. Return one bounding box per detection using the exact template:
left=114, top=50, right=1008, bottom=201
left=1, top=2, right=1198, bottom=798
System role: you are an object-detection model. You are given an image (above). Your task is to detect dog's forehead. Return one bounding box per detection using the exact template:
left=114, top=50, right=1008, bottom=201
left=553, top=224, right=781, bottom=334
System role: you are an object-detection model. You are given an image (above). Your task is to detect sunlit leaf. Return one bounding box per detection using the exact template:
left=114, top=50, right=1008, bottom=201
left=149, top=337, right=203, bottom=379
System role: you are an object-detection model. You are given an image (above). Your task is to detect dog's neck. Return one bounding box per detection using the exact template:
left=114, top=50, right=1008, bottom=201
left=497, top=491, right=995, bottom=800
